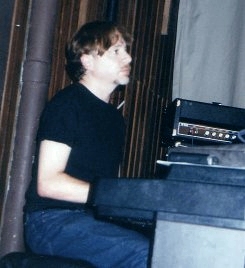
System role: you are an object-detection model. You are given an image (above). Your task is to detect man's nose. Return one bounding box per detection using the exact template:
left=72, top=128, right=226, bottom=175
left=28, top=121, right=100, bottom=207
left=122, top=51, right=132, bottom=64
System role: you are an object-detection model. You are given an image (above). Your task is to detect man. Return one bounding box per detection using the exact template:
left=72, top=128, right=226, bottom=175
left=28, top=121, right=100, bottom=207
left=24, top=21, right=150, bottom=267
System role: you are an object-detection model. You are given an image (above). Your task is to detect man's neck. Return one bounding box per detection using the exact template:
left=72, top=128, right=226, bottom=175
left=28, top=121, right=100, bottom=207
left=79, top=77, right=116, bottom=103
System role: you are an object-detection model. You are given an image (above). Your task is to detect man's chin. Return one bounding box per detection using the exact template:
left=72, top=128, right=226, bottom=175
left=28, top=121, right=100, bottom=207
left=115, top=76, right=130, bottom=86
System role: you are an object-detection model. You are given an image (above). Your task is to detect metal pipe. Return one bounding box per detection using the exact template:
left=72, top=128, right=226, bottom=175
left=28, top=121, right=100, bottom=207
left=0, top=0, right=59, bottom=256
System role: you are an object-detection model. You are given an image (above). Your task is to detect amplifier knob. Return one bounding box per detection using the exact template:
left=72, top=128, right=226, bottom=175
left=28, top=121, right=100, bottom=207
left=211, top=132, right=217, bottom=137
left=218, top=133, right=223, bottom=138
left=188, top=128, right=198, bottom=135
left=224, top=134, right=230, bottom=139
left=204, top=131, right=210, bottom=136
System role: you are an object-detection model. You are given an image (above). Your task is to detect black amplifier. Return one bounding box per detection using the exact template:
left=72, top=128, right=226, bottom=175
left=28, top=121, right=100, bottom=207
left=162, top=98, right=245, bottom=146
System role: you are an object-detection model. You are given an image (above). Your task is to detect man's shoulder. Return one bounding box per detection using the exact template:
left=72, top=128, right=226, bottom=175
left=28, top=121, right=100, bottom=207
left=57, top=82, right=85, bottom=96
left=49, top=83, right=86, bottom=104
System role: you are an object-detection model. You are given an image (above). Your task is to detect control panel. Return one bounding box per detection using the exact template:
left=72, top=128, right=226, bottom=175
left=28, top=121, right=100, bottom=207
left=174, top=122, right=238, bottom=143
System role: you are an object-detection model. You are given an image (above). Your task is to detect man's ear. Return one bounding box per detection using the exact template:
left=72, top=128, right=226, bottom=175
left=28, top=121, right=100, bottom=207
left=80, top=54, right=93, bottom=70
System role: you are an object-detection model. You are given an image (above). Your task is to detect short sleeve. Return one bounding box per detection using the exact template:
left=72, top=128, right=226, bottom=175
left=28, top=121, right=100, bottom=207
left=37, top=98, right=78, bottom=147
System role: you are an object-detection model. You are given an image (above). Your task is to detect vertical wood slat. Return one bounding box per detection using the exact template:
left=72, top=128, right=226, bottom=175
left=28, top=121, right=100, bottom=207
left=78, top=0, right=89, bottom=26
left=162, top=0, right=172, bottom=35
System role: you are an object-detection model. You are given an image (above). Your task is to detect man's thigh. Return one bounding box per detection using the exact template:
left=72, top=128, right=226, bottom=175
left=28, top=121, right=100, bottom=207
left=24, top=209, right=149, bottom=268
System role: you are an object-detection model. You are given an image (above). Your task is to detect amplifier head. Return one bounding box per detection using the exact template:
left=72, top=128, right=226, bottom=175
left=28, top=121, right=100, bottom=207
left=162, top=98, right=245, bottom=146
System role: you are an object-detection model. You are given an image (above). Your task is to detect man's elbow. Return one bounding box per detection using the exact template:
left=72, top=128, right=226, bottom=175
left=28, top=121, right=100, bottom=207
left=37, top=179, right=51, bottom=198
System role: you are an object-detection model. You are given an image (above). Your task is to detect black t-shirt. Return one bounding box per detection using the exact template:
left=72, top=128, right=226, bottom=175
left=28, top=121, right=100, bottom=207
left=25, top=83, right=125, bottom=211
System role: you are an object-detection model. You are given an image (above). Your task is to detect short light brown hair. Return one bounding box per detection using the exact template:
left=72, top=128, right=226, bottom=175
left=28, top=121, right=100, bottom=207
left=65, top=20, right=131, bottom=82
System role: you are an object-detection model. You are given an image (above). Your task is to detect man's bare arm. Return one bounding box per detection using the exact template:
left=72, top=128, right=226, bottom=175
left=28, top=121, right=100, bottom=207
left=37, top=140, right=90, bottom=203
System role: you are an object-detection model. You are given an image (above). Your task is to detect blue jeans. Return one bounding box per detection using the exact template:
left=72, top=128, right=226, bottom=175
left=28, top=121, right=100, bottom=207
left=24, top=209, right=150, bottom=268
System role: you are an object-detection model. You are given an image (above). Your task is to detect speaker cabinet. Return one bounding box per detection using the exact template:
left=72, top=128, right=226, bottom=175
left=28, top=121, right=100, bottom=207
left=151, top=212, right=245, bottom=268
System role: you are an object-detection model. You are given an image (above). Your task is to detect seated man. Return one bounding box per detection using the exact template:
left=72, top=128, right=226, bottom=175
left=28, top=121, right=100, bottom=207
left=24, top=21, right=150, bottom=268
